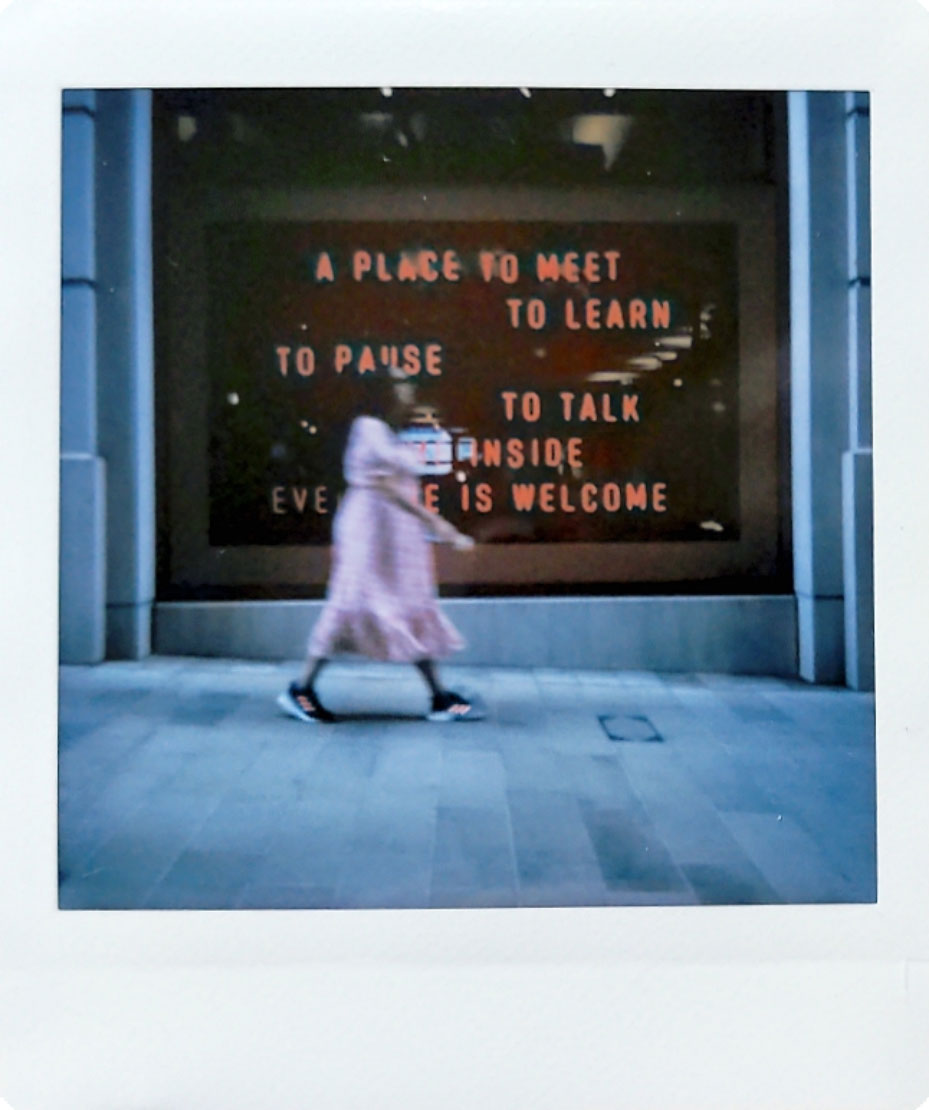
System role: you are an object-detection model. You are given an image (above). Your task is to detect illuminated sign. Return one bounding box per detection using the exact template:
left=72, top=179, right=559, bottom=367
left=207, top=220, right=739, bottom=547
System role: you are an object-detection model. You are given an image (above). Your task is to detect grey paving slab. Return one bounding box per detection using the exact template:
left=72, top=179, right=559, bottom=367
left=581, top=670, right=670, bottom=694
left=662, top=683, right=752, bottom=739
left=250, top=798, right=360, bottom=889
left=540, top=708, right=620, bottom=755
left=656, top=672, right=706, bottom=690
left=430, top=805, right=518, bottom=899
left=557, top=752, right=646, bottom=811
left=438, top=748, right=509, bottom=809
left=61, top=789, right=220, bottom=908
left=531, top=670, right=583, bottom=710
left=235, top=883, right=339, bottom=910
left=60, top=746, right=197, bottom=869
left=694, top=672, right=794, bottom=692
left=601, top=889, right=700, bottom=906
left=782, top=808, right=877, bottom=901
left=614, top=743, right=783, bottom=906
left=681, top=863, right=783, bottom=905
left=429, top=884, right=521, bottom=909
left=720, top=812, right=858, bottom=903
left=59, top=869, right=157, bottom=910
left=144, top=851, right=261, bottom=909
left=506, top=789, right=607, bottom=902
left=333, top=759, right=441, bottom=908
left=57, top=658, right=877, bottom=910
left=367, top=736, right=445, bottom=793
left=580, top=802, right=691, bottom=894
left=334, top=850, right=437, bottom=909
left=169, top=691, right=243, bottom=726
left=668, top=742, right=780, bottom=815
left=496, top=736, right=569, bottom=791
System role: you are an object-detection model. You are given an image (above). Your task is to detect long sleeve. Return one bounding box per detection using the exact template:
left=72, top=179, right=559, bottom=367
left=344, top=416, right=422, bottom=484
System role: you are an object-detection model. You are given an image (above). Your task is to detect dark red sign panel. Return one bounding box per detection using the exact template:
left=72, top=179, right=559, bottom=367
left=207, top=220, right=739, bottom=546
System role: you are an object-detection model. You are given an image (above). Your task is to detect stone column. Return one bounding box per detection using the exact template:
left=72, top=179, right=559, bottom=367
left=841, top=92, right=874, bottom=691
left=95, top=90, right=156, bottom=658
left=60, top=90, right=107, bottom=664
left=788, top=92, right=851, bottom=685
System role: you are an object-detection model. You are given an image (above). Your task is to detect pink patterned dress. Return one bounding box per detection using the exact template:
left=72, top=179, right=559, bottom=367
left=308, top=416, right=465, bottom=662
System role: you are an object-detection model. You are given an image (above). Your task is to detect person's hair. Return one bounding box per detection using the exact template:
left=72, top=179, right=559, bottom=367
left=353, top=369, right=404, bottom=424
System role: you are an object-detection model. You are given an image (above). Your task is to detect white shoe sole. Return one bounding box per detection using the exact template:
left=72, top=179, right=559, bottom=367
left=277, top=692, right=321, bottom=723
left=426, top=706, right=486, bottom=722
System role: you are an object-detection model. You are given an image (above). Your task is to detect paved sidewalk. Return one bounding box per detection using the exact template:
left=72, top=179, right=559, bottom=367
left=58, top=657, right=876, bottom=909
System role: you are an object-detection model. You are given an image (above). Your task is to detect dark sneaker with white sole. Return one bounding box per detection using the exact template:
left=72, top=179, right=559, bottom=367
left=427, top=690, right=486, bottom=722
left=277, top=682, right=336, bottom=724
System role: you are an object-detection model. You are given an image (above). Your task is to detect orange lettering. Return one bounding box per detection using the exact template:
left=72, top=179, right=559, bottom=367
left=623, top=394, right=640, bottom=422
left=652, top=300, right=671, bottom=328
left=480, top=439, right=502, bottom=466
left=478, top=250, right=496, bottom=282
left=442, top=250, right=462, bottom=281
left=603, top=483, right=621, bottom=511
left=397, top=252, right=419, bottom=282
left=511, top=483, right=536, bottom=511
left=536, top=253, right=561, bottom=281
left=423, top=483, right=439, bottom=512
left=357, top=347, right=376, bottom=374
left=580, top=483, right=598, bottom=512
left=296, top=346, right=315, bottom=377
left=314, top=252, right=335, bottom=282
left=543, top=438, right=562, bottom=467
left=625, top=482, right=648, bottom=510
left=275, top=346, right=290, bottom=377
left=425, top=344, right=443, bottom=376
left=333, top=344, right=352, bottom=373
left=653, top=483, right=667, bottom=512
left=506, top=438, right=525, bottom=468
left=475, top=483, right=493, bottom=512
left=605, top=299, right=625, bottom=328
left=499, top=253, right=519, bottom=283
left=579, top=393, right=598, bottom=421
left=629, top=299, right=647, bottom=328
left=420, top=250, right=438, bottom=281
left=522, top=392, right=541, bottom=421
left=564, top=300, right=581, bottom=330
left=538, top=483, right=555, bottom=512
left=402, top=344, right=422, bottom=375
left=559, top=485, right=576, bottom=512
left=352, top=250, right=372, bottom=281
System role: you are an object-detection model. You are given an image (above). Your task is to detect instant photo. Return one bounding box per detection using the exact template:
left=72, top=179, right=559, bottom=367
left=58, top=86, right=875, bottom=911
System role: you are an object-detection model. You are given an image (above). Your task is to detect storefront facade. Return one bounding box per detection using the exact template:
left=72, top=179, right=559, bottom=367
left=59, top=88, right=872, bottom=687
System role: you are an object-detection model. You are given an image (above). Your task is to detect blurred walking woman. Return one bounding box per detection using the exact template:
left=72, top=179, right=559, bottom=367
left=278, top=366, right=483, bottom=723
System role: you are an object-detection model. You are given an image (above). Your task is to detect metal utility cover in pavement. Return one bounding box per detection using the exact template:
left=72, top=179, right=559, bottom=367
left=598, top=714, right=663, bottom=742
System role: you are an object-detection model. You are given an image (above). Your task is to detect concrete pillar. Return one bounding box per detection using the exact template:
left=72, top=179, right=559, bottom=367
left=60, top=90, right=107, bottom=664
left=842, top=92, right=874, bottom=691
left=788, top=92, right=850, bottom=685
left=95, top=90, right=155, bottom=658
